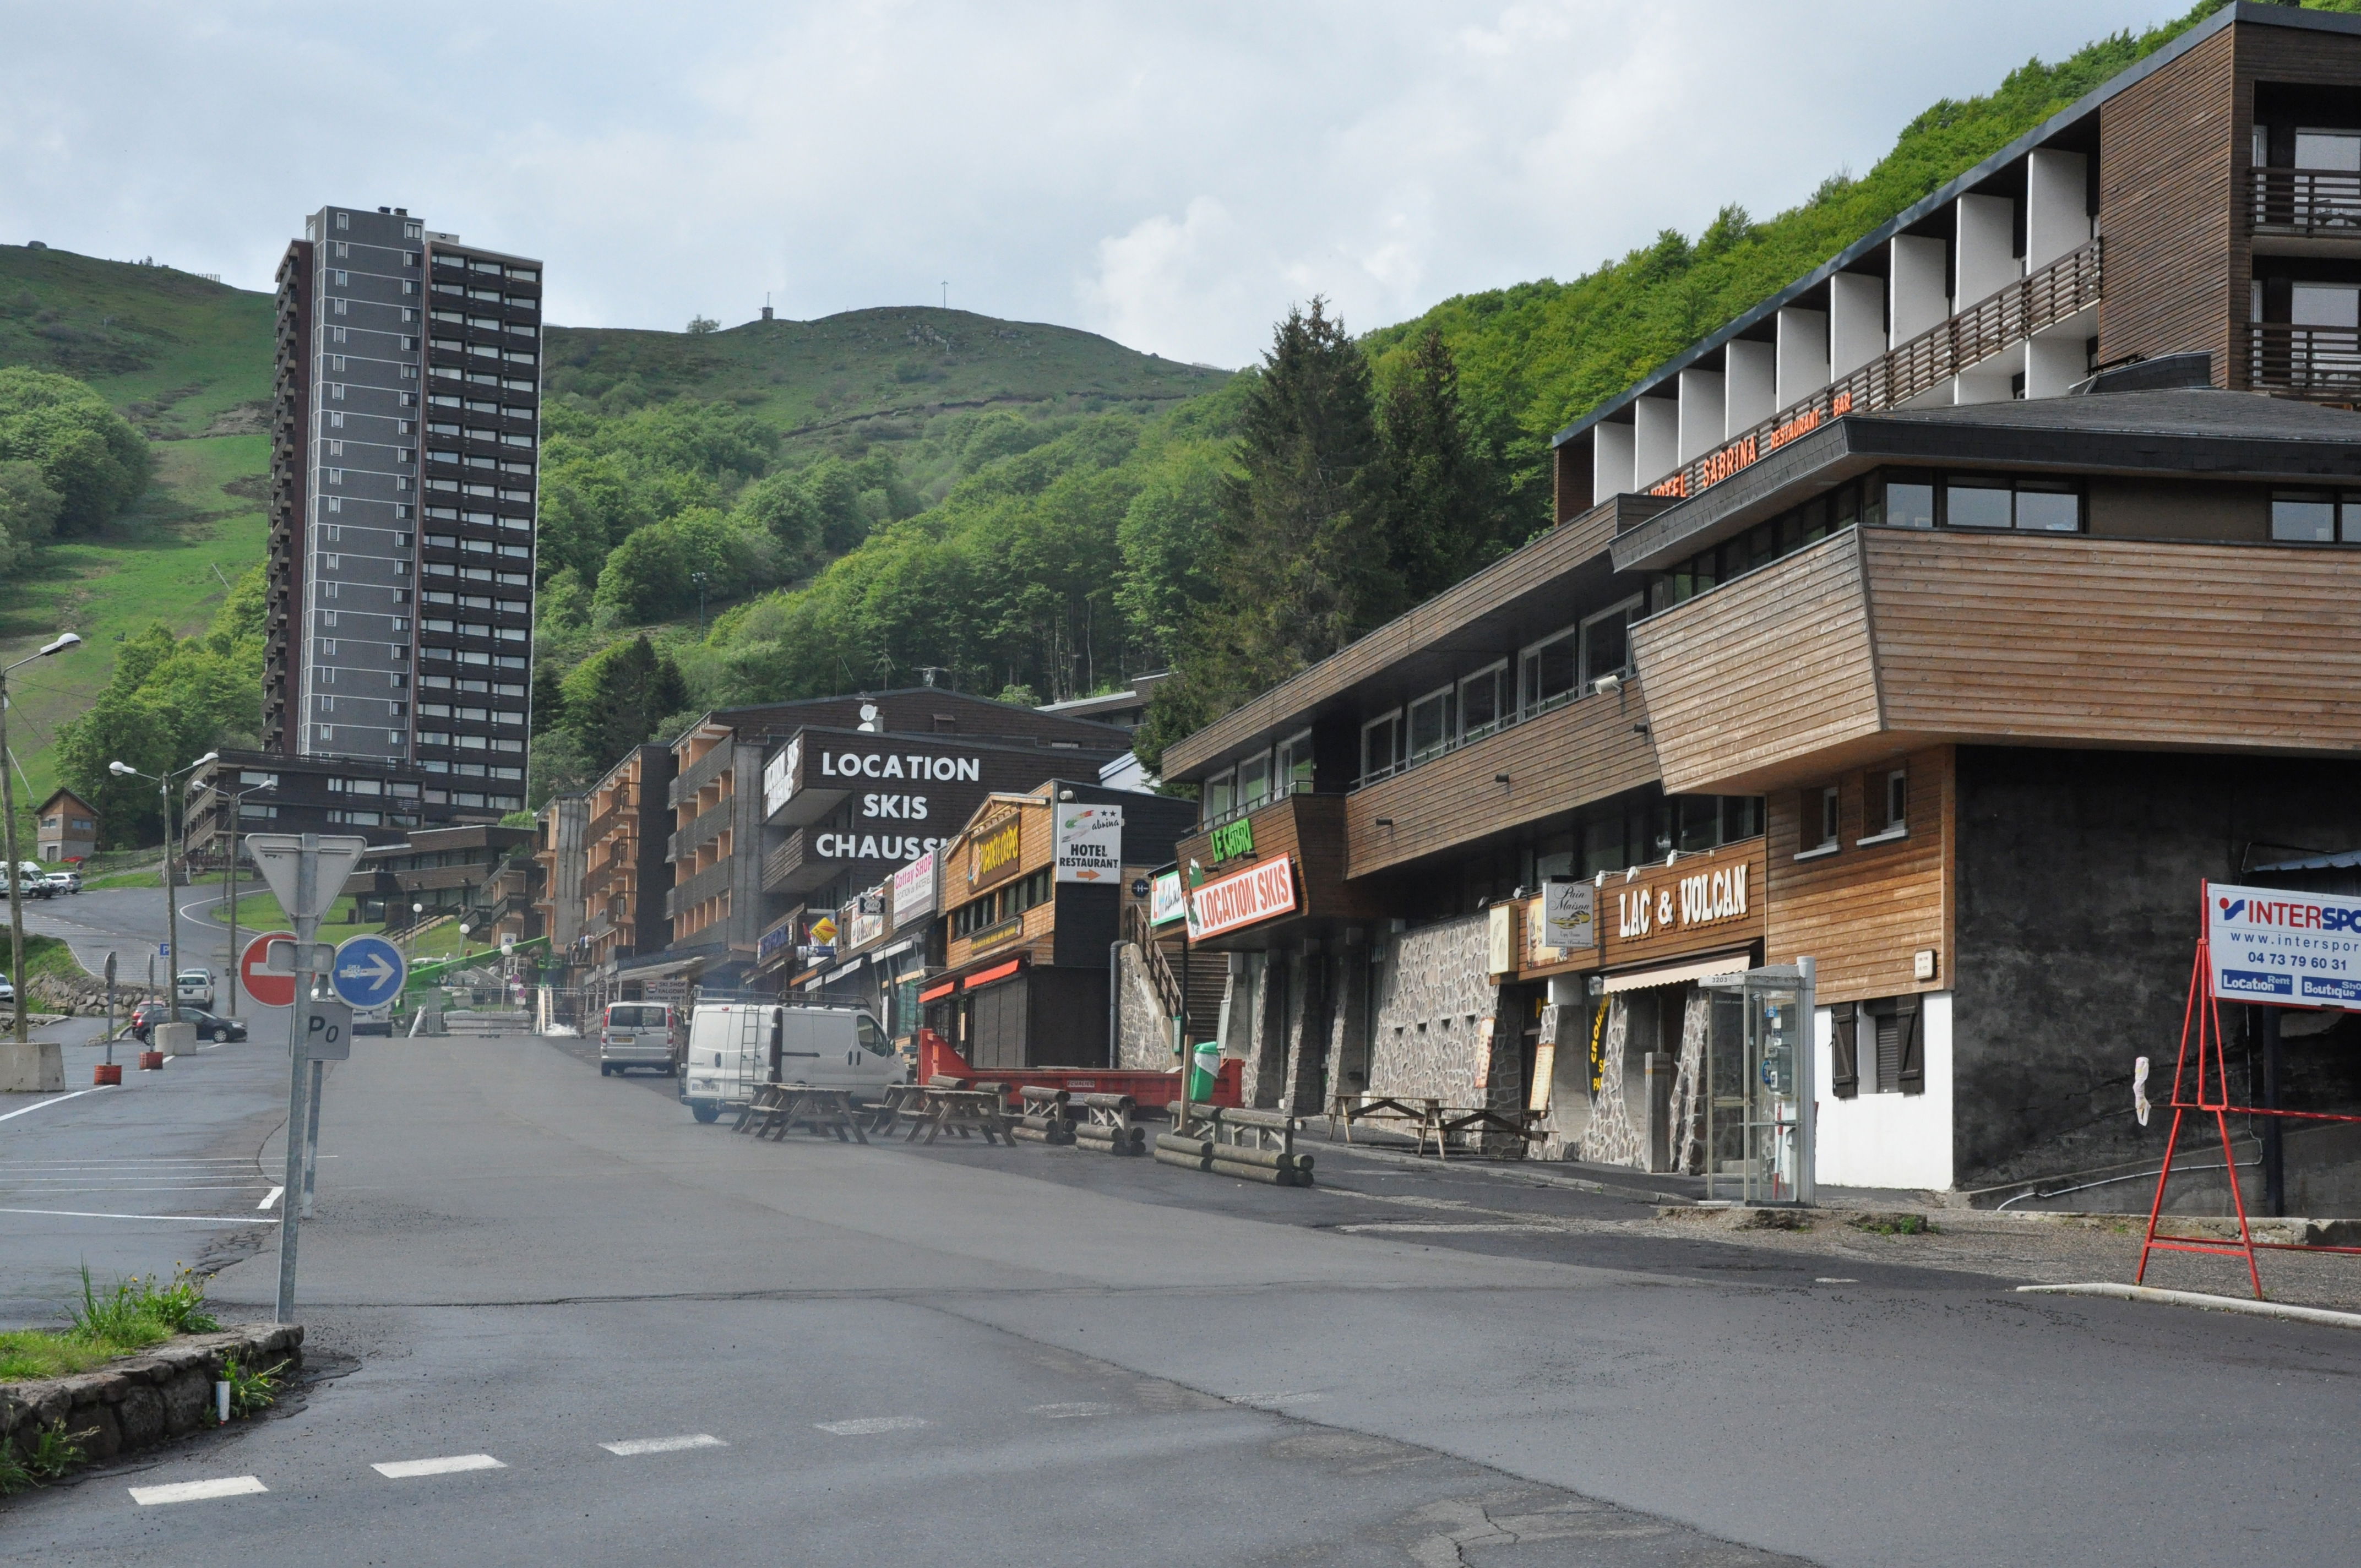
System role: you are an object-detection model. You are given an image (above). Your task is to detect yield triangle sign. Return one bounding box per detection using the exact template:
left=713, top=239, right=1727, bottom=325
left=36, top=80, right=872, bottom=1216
left=244, top=833, right=371, bottom=922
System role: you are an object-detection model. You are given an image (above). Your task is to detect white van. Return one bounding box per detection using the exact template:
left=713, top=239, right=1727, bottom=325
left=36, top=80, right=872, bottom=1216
left=600, top=1001, right=680, bottom=1076
left=677, top=1003, right=904, bottom=1124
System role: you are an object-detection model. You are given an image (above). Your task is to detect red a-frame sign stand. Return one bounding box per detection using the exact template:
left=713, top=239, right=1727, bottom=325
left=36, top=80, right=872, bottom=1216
left=2139, top=923, right=2361, bottom=1298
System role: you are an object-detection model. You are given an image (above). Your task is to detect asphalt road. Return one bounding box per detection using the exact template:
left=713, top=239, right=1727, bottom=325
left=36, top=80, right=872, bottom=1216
left=4, top=1022, right=2358, bottom=1567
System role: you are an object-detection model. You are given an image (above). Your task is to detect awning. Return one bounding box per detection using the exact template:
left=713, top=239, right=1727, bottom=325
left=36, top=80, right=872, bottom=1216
left=611, top=954, right=707, bottom=982
left=1601, top=949, right=1755, bottom=995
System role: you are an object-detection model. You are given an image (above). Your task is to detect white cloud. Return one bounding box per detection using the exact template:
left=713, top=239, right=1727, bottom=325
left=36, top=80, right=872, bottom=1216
left=0, top=1, right=2173, bottom=368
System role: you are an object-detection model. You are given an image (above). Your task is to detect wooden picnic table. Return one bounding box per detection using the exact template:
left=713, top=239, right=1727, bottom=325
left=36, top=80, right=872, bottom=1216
left=1325, top=1093, right=1545, bottom=1161
left=735, top=1082, right=870, bottom=1144
left=891, top=1084, right=1010, bottom=1146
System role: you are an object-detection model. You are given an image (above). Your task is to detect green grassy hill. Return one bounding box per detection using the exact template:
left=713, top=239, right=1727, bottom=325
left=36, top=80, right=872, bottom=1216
left=0, top=242, right=1226, bottom=804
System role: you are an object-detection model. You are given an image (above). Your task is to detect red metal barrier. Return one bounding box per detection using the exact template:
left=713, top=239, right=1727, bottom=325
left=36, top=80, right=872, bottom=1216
left=914, top=1028, right=1239, bottom=1110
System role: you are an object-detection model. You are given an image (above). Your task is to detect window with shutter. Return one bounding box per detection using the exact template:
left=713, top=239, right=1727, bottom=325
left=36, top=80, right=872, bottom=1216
left=1829, top=1003, right=1858, bottom=1099
left=1865, top=995, right=1923, bottom=1095
left=1896, top=998, right=1925, bottom=1095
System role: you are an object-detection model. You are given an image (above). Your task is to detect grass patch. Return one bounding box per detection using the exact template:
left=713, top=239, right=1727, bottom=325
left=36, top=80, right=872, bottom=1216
left=81, top=864, right=166, bottom=891
left=8, top=932, right=84, bottom=985
left=0, top=1265, right=220, bottom=1382
left=1849, top=1212, right=1938, bottom=1237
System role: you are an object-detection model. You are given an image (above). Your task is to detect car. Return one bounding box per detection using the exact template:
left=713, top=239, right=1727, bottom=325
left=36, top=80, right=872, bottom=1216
left=41, top=871, right=78, bottom=895
left=599, top=1001, right=680, bottom=1077
left=175, top=968, right=216, bottom=1008
left=352, top=1001, right=394, bottom=1036
left=129, top=1002, right=248, bottom=1044
left=0, top=977, right=14, bottom=1005
left=678, top=1003, right=902, bottom=1123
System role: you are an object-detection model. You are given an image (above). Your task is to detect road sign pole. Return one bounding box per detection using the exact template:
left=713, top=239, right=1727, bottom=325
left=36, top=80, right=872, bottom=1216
left=300, top=1057, right=325, bottom=1219
left=274, top=835, right=318, bottom=1323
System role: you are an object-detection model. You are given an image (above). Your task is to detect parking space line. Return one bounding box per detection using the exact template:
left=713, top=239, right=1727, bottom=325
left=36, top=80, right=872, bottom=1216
left=0, top=1088, right=108, bottom=1123
left=259, top=1186, right=284, bottom=1211
left=1027, top=1402, right=1114, bottom=1418
left=814, top=1417, right=930, bottom=1435
left=0, top=1206, right=278, bottom=1224
left=372, top=1453, right=506, bottom=1479
left=600, top=1434, right=727, bottom=1456
left=129, top=1476, right=268, bottom=1505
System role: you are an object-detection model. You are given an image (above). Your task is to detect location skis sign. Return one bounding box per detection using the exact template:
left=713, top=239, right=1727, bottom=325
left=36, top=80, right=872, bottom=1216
left=329, top=934, right=406, bottom=1010
left=2206, top=880, right=2361, bottom=1010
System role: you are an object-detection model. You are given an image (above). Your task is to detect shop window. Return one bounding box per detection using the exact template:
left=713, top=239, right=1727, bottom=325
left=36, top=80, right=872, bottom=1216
left=1675, top=795, right=1721, bottom=853
left=1829, top=1003, right=1859, bottom=1099
left=1864, top=995, right=1924, bottom=1094
left=1722, top=796, right=1764, bottom=842
left=1458, top=662, right=1505, bottom=742
left=1580, top=597, right=1640, bottom=684
left=1360, top=710, right=1402, bottom=783
left=1275, top=728, right=1314, bottom=796
left=1517, top=628, right=1579, bottom=716
left=1407, top=685, right=1454, bottom=763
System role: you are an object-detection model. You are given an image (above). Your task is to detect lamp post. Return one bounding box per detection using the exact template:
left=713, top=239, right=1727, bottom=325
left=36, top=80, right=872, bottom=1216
left=195, top=777, right=265, bottom=1016
left=108, top=749, right=219, bottom=1025
left=2, top=633, right=83, bottom=1043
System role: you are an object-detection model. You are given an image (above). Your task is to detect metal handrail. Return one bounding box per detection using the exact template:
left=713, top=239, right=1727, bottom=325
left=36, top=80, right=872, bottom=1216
left=2249, top=167, right=2361, bottom=236
left=2246, top=322, right=2361, bottom=393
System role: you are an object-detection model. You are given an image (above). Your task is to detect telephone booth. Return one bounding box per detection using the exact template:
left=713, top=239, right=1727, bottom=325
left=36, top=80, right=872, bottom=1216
left=1699, top=959, right=1816, bottom=1205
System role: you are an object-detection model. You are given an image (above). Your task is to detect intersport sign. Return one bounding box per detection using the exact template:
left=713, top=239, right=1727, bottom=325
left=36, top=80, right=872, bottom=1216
left=2206, top=880, right=2361, bottom=1009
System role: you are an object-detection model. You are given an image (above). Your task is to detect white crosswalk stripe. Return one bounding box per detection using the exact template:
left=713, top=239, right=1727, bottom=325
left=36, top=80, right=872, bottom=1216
left=129, top=1476, right=267, bottom=1505
left=372, top=1453, right=505, bottom=1478
left=600, top=1434, right=727, bottom=1456
left=814, top=1417, right=929, bottom=1435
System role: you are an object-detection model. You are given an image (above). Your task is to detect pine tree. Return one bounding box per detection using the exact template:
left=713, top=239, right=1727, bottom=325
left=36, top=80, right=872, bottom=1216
left=1210, top=298, right=1396, bottom=683
left=559, top=634, right=690, bottom=774
left=1379, top=326, right=1495, bottom=603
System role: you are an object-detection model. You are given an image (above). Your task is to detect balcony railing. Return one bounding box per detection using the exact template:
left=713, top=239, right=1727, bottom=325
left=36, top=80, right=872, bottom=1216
left=2246, top=322, right=2361, bottom=395
left=761, top=830, right=810, bottom=893
left=1643, top=238, right=2103, bottom=503
left=2249, top=167, right=2361, bottom=237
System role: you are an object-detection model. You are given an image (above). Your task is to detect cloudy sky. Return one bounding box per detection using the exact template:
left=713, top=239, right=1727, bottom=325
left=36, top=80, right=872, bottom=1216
left=5, top=1, right=2176, bottom=367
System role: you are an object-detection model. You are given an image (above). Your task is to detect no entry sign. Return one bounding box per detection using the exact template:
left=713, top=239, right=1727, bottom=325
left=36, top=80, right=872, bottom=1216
left=241, top=929, right=297, bottom=1009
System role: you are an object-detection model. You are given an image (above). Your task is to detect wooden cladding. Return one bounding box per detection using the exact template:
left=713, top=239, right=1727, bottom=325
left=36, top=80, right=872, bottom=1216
left=2098, top=23, right=2235, bottom=386
left=1560, top=836, right=1767, bottom=978
left=1765, top=747, right=1952, bottom=1008
left=1635, top=530, right=1883, bottom=797
left=1343, top=680, right=1659, bottom=880
left=1635, top=526, right=2361, bottom=797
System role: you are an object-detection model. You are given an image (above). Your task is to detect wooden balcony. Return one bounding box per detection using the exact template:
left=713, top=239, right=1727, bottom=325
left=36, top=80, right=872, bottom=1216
left=1633, top=526, right=2361, bottom=796
left=1342, top=683, right=1660, bottom=880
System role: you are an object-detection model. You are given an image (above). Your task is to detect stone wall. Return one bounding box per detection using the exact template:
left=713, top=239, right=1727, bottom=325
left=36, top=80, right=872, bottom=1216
left=1113, top=943, right=1174, bottom=1071
left=1579, top=997, right=1646, bottom=1168
left=0, top=1323, right=304, bottom=1469
left=1367, top=916, right=1524, bottom=1150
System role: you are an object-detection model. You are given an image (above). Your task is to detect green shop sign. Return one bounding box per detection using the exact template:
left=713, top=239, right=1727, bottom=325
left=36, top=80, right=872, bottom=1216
left=1207, top=816, right=1254, bottom=863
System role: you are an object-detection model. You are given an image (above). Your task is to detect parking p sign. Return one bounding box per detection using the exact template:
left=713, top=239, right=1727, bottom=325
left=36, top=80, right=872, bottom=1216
left=2207, top=880, right=2361, bottom=1010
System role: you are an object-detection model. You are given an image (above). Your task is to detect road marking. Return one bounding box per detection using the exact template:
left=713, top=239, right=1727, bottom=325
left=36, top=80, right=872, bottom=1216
left=258, top=1186, right=284, bottom=1211
left=0, top=1087, right=108, bottom=1123
left=0, top=1206, right=276, bottom=1224
left=130, top=1476, right=268, bottom=1505
left=372, top=1453, right=506, bottom=1478
left=1027, top=1402, right=1113, bottom=1418
left=600, top=1434, right=727, bottom=1456
left=1817, top=1277, right=1859, bottom=1284
left=814, top=1417, right=929, bottom=1435
left=1227, top=1391, right=1326, bottom=1407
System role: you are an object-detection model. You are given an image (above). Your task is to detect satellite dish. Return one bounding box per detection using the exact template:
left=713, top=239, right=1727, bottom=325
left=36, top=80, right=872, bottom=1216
left=859, top=703, right=879, bottom=722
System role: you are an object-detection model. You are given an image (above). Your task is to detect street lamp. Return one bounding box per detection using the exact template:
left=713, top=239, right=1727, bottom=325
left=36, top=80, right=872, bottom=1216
left=191, top=775, right=266, bottom=1016
left=108, top=749, right=219, bottom=1025
left=2, top=632, right=81, bottom=1045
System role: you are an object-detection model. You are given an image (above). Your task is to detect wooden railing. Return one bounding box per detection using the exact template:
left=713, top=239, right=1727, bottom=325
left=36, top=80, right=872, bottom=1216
left=2249, top=167, right=2361, bottom=237
left=2246, top=322, right=2361, bottom=395
left=1123, top=901, right=1184, bottom=1020
left=1644, top=238, right=2103, bottom=502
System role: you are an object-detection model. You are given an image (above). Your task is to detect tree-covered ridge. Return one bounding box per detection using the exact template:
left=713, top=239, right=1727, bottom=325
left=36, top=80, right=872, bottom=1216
left=1358, top=0, right=2298, bottom=523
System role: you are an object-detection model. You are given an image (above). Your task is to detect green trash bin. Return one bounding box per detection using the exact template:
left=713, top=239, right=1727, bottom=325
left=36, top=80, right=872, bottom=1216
left=1187, top=1041, right=1221, bottom=1101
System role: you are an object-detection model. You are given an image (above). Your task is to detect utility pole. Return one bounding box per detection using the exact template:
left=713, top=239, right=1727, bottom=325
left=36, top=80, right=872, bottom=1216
left=2, top=633, right=83, bottom=1043
left=110, top=749, right=219, bottom=1026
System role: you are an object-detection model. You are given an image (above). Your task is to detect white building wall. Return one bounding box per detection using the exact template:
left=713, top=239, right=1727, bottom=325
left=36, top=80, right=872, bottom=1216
left=1677, top=369, right=1724, bottom=463
left=1723, top=340, right=1775, bottom=437
left=1633, top=398, right=1678, bottom=489
left=2025, top=150, right=2090, bottom=270
left=1592, top=422, right=1635, bottom=500
left=1828, top=274, right=1885, bottom=378
left=2025, top=333, right=2088, bottom=398
left=1813, top=992, right=1954, bottom=1191
left=1774, top=308, right=1829, bottom=410
left=1955, top=193, right=2019, bottom=307
left=1890, top=236, right=1949, bottom=342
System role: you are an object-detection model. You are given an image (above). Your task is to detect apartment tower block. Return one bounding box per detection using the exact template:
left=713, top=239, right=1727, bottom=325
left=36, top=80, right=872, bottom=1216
left=262, top=203, right=542, bottom=817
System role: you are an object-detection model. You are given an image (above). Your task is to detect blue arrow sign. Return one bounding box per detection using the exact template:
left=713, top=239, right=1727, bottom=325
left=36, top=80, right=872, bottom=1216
left=329, top=934, right=406, bottom=1010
